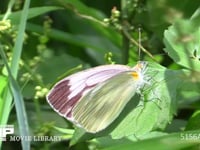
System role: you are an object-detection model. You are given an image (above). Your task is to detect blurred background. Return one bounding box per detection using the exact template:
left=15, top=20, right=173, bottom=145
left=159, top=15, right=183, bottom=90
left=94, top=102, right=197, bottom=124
left=0, top=0, right=200, bottom=149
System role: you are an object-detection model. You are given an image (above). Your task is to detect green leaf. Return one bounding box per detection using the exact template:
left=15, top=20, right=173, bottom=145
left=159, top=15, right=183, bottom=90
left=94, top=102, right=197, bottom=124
left=0, top=6, right=62, bottom=24
left=70, top=128, right=94, bottom=146
left=190, top=7, right=200, bottom=27
left=0, top=75, right=7, bottom=94
left=59, top=0, right=105, bottom=20
left=102, top=130, right=200, bottom=150
left=0, top=75, right=7, bottom=106
left=163, top=19, right=200, bottom=71
left=0, top=48, right=30, bottom=150
left=177, top=70, right=200, bottom=104
left=110, top=62, right=181, bottom=138
left=185, top=110, right=200, bottom=130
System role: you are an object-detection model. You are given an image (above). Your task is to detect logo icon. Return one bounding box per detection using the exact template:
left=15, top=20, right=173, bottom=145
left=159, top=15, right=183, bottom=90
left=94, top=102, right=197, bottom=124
left=0, top=125, right=14, bottom=141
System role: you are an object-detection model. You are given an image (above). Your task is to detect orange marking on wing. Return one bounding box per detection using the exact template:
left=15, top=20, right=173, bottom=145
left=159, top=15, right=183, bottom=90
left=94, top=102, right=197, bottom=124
left=131, top=71, right=139, bottom=80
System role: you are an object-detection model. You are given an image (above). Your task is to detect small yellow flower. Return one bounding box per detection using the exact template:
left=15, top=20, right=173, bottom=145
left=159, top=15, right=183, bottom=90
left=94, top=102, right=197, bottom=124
left=0, top=20, right=11, bottom=31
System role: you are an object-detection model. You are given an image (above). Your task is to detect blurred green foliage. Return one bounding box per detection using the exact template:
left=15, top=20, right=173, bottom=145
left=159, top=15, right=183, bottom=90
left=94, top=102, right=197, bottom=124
left=0, top=0, right=200, bottom=149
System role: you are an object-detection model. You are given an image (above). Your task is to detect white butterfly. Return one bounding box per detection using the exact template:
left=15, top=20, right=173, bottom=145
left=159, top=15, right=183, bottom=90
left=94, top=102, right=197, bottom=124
left=46, top=61, right=147, bottom=133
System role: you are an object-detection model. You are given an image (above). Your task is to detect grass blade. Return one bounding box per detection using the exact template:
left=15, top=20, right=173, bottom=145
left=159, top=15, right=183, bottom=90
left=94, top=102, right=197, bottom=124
left=0, top=47, right=30, bottom=150
left=0, top=0, right=30, bottom=149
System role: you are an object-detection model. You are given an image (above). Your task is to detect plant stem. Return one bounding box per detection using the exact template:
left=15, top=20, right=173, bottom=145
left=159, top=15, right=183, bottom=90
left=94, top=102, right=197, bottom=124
left=121, top=0, right=130, bottom=64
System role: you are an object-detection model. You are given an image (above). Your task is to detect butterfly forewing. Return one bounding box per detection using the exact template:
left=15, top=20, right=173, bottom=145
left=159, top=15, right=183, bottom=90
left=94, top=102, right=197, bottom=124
left=72, top=71, right=140, bottom=133
left=46, top=65, right=131, bottom=120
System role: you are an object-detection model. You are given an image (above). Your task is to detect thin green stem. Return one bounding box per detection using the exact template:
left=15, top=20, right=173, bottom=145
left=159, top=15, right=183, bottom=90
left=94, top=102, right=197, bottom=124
left=121, top=0, right=130, bottom=64
left=122, top=28, right=158, bottom=62
left=2, top=0, right=15, bottom=21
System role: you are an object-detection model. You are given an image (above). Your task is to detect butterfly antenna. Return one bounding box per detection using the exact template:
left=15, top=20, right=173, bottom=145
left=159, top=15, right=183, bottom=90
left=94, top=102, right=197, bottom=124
left=138, top=27, right=141, bottom=61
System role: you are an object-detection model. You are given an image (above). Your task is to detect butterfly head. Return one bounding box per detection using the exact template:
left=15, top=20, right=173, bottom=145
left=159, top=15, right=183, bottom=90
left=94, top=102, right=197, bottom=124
left=130, top=61, right=148, bottom=87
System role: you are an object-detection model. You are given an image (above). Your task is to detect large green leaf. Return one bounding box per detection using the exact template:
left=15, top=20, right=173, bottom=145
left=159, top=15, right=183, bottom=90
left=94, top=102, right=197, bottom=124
left=163, top=19, right=200, bottom=71
left=110, top=62, right=180, bottom=138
